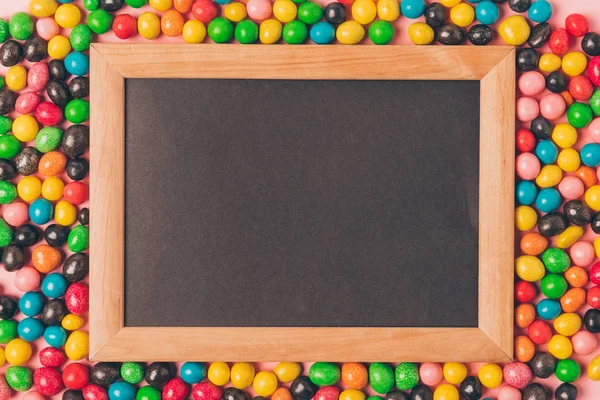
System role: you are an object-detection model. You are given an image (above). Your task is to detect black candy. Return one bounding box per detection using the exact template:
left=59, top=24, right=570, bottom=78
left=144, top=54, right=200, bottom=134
left=468, top=24, right=492, bottom=46
left=522, top=383, right=549, bottom=400
left=409, top=384, right=432, bottom=400
left=45, top=224, right=70, bottom=247
left=14, top=224, right=39, bottom=247
left=584, top=308, right=600, bottom=333
left=537, top=212, right=568, bottom=237
left=145, top=362, right=172, bottom=388
left=223, top=388, right=247, bottom=400
left=24, top=36, right=47, bottom=62
left=15, top=147, right=42, bottom=176
left=563, top=200, right=593, bottom=226
left=581, top=32, right=600, bottom=57
left=78, top=208, right=89, bottom=225
left=290, top=376, right=318, bottom=400
left=63, top=390, right=85, bottom=400
left=592, top=213, right=600, bottom=234
left=508, top=0, right=531, bottom=12
left=436, top=24, right=464, bottom=45
left=0, top=40, right=22, bottom=67
left=528, top=352, right=557, bottom=378
left=69, top=77, right=90, bottom=99
left=49, top=59, right=69, bottom=81
left=0, top=296, right=18, bottom=319
left=546, top=71, right=568, bottom=93
left=0, top=159, right=17, bottom=180
left=459, top=376, right=482, bottom=400
left=386, top=390, right=408, bottom=400
left=91, top=362, right=121, bottom=386
left=425, top=3, right=446, bottom=28
left=2, top=245, right=24, bottom=272
left=0, top=89, right=17, bottom=115
left=66, top=158, right=89, bottom=181
left=40, top=298, right=68, bottom=326
left=528, top=23, right=551, bottom=48
left=63, top=252, right=89, bottom=283
left=323, top=3, right=346, bottom=25
left=555, top=383, right=578, bottom=400
left=101, top=0, right=125, bottom=11
left=62, top=125, right=90, bottom=158
left=492, top=0, right=507, bottom=3
left=517, top=48, right=539, bottom=71
left=530, top=116, right=552, bottom=140
left=47, top=80, right=72, bottom=108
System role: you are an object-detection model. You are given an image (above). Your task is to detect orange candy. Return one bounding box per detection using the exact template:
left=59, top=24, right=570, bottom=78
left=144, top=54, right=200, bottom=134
left=561, top=287, right=586, bottom=312
left=515, top=303, right=536, bottom=329
left=561, top=91, right=574, bottom=106
left=576, top=166, right=597, bottom=188
left=161, top=10, right=184, bottom=37
left=341, top=363, right=368, bottom=389
left=515, top=335, right=535, bottom=362
left=565, top=266, right=588, bottom=288
left=271, top=388, right=293, bottom=400
left=174, top=0, right=194, bottom=13
left=32, top=244, right=62, bottom=273
left=38, top=151, right=67, bottom=177
left=520, top=232, right=548, bottom=256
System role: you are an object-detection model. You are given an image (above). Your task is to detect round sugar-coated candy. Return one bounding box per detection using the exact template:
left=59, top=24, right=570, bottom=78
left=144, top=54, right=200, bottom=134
left=208, top=17, right=234, bottom=43
left=554, top=313, right=582, bottom=337
left=537, top=210, right=566, bottom=235
left=528, top=0, right=551, bottom=22
left=6, top=66, right=27, bottom=92
left=546, top=71, right=568, bottom=93
left=584, top=308, right=600, bottom=333
left=467, top=24, right=492, bottom=45
left=78, top=208, right=89, bottom=226
left=377, top=0, right=400, bottom=21
left=16, top=147, right=42, bottom=176
left=570, top=241, right=594, bottom=266
left=6, top=338, right=32, bottom=364
left=113, top=14, right=137, bottom=40
left=564, top=200, right=592, bottom=225
left=442, top=363, right=467, bottom=386
left=137, top=12, right=160, bottom=40
left=13, top=225, right=38, bottom=248
left=62, top=313, right=85, bottom=331
left=63, top=253, right=89, bottom=283
left=554, top=383, right=577, bottom=400
left=309, top=362, right=339, bottom=386
left=39, top=347, right=66, bottom=368
left=48, top=59, right=68, bottom=81
left=6, top=366, right=33, bottom=391
left=0, top=296, right=17, bottom=320
left=0, top=19, right=7, bottom=43
left=283, top=21, right=308, bottom=44
left=0, top=219, right=12, bottom=247
left=0, top=89, right=17, bottom=116
left=146, top=363, right=172, bottom=389
left=522, top=384, right=549, bottom=400
left=535, top=140, right=557, bottom=164
left=582, top=33, right=600, bottom=58
left=310, top=22, right=335, bottom=44
left=516, top=180, right=537, bottom=205
left=40, top=298, right=68, bottom=326
left=48, top=35, right=71, bottom=60
left=0, top=41, right=22, bottom=67
left=0, top=116, right=11, bottom=135
left=273, top=362, right=301, bottom=383
left=433, top=384, right=458, bottom=400
left=565, top=266, right=588, bottom=288
left=42, top=273, right=69, bottom=298
left=537, top=299, right=561, bottom=320
left=298, top=2, right=323, bottom=24
left=0, top=320, right=17, bottom=343
left=68, top=225, right=89, bottom=252
left=192, top=0, right=219, bottom=23
left=568, top=102, right=593, bottom=128
left=70, top=25, right=92, bottom=52
left=503, top=362, right=532, bottom=389
left=42, top=177, right=65, bottom=202
left=336, top=21, right=364, bottom=45
left=19, top=292, right=44, bottom=317
left=290, top=376, right=318, bottom=400
left=223, top=2, right=247, bottom=22
left=29, top=199, right=53, bottom=225
left=9, top=13, right=34, bottom=40
left=88, top=9, right=113, bottom=34
left=55, top=4, right=81, bottom=29
left=541, top=274, right=567, bottom=298
left=65, top=53, right=89, bottom=77
left=569, top=76, right=593, bottom=101
left=63, top=363, right=90, bottom=390
left=408, top=22, right=434, bottom=45
left=401, top=0, right=426, bottom=18
left=235, top=20, right=258, bottom=44
left=163, top=378, right=189, bottom=400
left=341, top=363, right=367, bottom=390
left=516, top=281, right=538, bottom=303
left=459, top=376, right=482, bottom=400
left=230, top=362, right=254, bottom=389
left=37, top=18, right=60, bottom=41
left=258, top=19, right=281, bottom=43
left=549, top=28, right=571, bottom=55
left=101, top=0, right=125, bottom=11
left=65, top=283, right=89, bottom=316
left=138, top=386, right=161, bottom=400
left=36, top=102, right=63, bottom=126
left=17, top=176, right=42, bottom=202
left=519, top=71, right=545, bottom=96
left=528, top=22, right=550, bottom=48
left=540, top=93, right=565, bottom=120
left=529, top=320, right=552, bottom=345
left=29, top=0, right=59, bottom=18
left=2, top=209, right=27, bottom=233
left=586, top=185, right=600, bottom=210
left=47, top=80, right=71, bottom=108
left=555, top=359, right=580, bottom=383
left=65, top=99, right=90, bottom=124
left=339, top=390, right=365, bottom=400
left=498, top=15, right=530, bottom=45
left=516, top=304, right=535, bottom=328
left=437, top=24, right=465, bottom=45
left=253, top=371, right=277, bottom=397
left=561, top=287, right=586, bottom=312
left=34, top=367, right=63, bottom=396
left=477, top=364, right=502, bottom=389
left=529, top=353, right=556, bottom=378
left=542, top=248, right=570, bottom=273
left=475, top=1, right=498, bottom=24
left=17, top=317, right=44, bottom=341
left=2, top=244, right=24, bottom=272
left=44, top=325, right=68, bottom=347
left=222, top=388, right=245, bottom=400
left=0, top=181, right=16, bottom=204
left=517, top=48, right=540, bottom=71
left=369, top=363, right=394, bottom=394
left=425, top=3, right=445, bottom=28
left=324, top=3, right=346, bottom=24
left=273, top=0, right=297, bottom=22
left=548, top=335, right=573, bottom=359
left=408, top=385, right=431, bottom=400
left=161, top=10, right=185, bottom=37
left=449, top=3, right=475, bottom=27
left=24, top=37, right=47, bottom=62
left=562, top=52, right=587, bottom=77
left=109, top=381, right=136, bottom=400
left=62, top=125, right=89, bottom=158
left=91, top=363, right=121, bottom=387
left=565, top=13, right=588, bottom=37
left=369, top=21, right=393, bottom=45
left=180, top=362, right=206, bottom=384
left=84, top=385, right=108, bottom=400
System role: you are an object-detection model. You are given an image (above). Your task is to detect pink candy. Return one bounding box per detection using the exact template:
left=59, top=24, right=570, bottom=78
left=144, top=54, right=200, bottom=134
left=36, top=18, right=60, bottom=41
left=558, top=176, right=584, bottom=200
left=589, top=118, right=600, bottom=144
left=27, top=62, right=50, bottom=92
left=246, top=0, right=272, bottom=20
left=23, top=392, right=46, bottom=400
left=502, top=362, right=532, bottom=389
left=14, top=267, right=41, bottom=292
left=83, top=385, right=108, bottom=400
left=419, top=362, right=443, bottom=386
left=3, top=202, right=30, bottom=227
left=0, top=376, right=10, bottom=400
left=516, top=153, right=541, bottom=180
left=516, top=97, right=540, bottom=122
left=498, top=385, right=522, bottom=400
left=518, top=71, right=545, bottom=96
left=570, top=241, right=595, bottom=267
left=539, top=93, right=566, bottom=120
left=571, top=330, right=598, bottom=355
left=15, top=92, right=41, bottom=115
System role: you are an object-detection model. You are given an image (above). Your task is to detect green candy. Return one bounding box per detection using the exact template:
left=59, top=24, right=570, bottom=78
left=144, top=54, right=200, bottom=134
left=36, top=127, right=63, bottom=153
left=137, top=386, right=161, bottom=400
left=208, top=18, right=234, bottom=44
left=555, top=359, right=580, bottom=383
left=0, top=19, right=9, bottom=43
left=84, top=0, right=101, bottom=11
left=282, top=21, right=308, bottom=44
left=121, top=362, right=145, bottom=384
left=0, top=77, right=4, bottom=90
left=126, top=0, right=149, bottom=8
left=291, top=0, right=307, bottom=4
left=0, top=116, right=11, bottom=135
left=369, top=21, right=394, bottom=45
left=0, top=219, right=13, bottom=247
left=8, top=12, right=33, bottom=41
left=366, top=397, right=383, bottom=400
left=541, top=248, right=570, bottom=273
left=369, top=362, right=394, bottom=394
left=68, top=225, right=89, bottom=252
left=235, top=20, right=258, bottom=44
left=540, top=273, right=568, bottom=299
left=71, top=25, right=93, bottom=52
left=567, top=102, right=593, bottom=128
left=65, top=99, right=90, bottom=124
left=591, top=89, right=600, bottom=117
left=395, top=362, right=419, bottom=391
left=298, top=2, right=323, bottom=25
left=0, top=181, right=17, bottom=204
left=0, top=319, right=18, bottom=344
left=6, top=366, right=33, bottom=392
left=0, top=135, right=21, bottom=159
left=88, top=9, right=114, bottom=35
left=309, top=362, right=340, bottom=386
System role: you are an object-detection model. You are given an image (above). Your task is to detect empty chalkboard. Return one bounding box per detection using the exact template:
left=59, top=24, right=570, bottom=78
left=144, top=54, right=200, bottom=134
left=124, top=78, right=480, bottom=328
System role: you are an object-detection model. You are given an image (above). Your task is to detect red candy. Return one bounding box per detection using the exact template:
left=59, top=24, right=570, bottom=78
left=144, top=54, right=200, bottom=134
left=515, top=281, right=537, bottom=303
left=591, top=261, right=600, bottom=285
left=0, top=377, right=10, bottom=400
left=588, top=286, right=600, bottom=309
left=503, top=362, right=533, bottom=389
left=517, top=129, right=536, bottom=153
left=565, top=13, right=589, bottom=37
left=62, top=363, right=90, bottom=390
left=588, top=56, right=600, bottom=87
left=163, top=378, right=189, bottom=400
left=192, top=0, right=218, bottom=23
left=113, top=14, right=137, bottom=40
left=192, top=382, right=221, bottom=400
left=63, top=182, right=89, bottom=205
left=15, top=92, right=41, bottom=115
left=569, top=76, right=594, bottom=101
left=83, top=384, right=109, bottom=400
left=528, top=320, right=552, bottom=344
left=66, top=282, right=90, bottom=315
left=28, top=62, right=50, bottom=93
left=39, top=347, right=67, bottom=367
left=314, top=386, right=340, bottom=400
left=34, top=367, right=63, bottom=396
left=35, top=102, right=64, bottom=126
left=549, top=28, right=571, bottom=55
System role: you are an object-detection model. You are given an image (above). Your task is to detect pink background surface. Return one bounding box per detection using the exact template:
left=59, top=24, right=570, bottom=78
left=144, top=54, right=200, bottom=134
left=1, top=0, right=600, bottom=398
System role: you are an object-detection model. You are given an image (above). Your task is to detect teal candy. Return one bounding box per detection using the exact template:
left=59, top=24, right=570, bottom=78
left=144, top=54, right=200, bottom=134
left=0, top=319, right=17, bottom=343
left=6, top=366, right=33, bottom=391
left=541, top=248, right=570, bottom=273
left=369, top=363, right=394, bottom=394
left=181, top=362, right=206, bottom=384
left=68, top=225, right=89, bottom=252
left=0, top=219, right=13, bottom=247
left=309, top=362, right=340, bottom=386
left=395, top=362, right=419, bottom=391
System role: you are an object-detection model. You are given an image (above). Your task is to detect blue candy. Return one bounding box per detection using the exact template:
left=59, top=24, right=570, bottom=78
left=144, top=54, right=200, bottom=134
left=580, top=143, right=600, bottom=167
left=310, top=22, right=336, bottom=45
left=214, top=0, right=233, bottom=4
left=401, top=0, right=426, bottom=19
left=29, top=198, right=53, bottom=225
left=475, top=1, right=499, bottom=25
left=42, top=273, right=69, bottom=298
left=536, top=140, right=558, bottom=164
left=18, top=318, right=44, bottom=341
left=536, top=188, right=561, bottom=213
left=19, top=291, right=44, bottom=317
left=65, top=52, right=90, bottom=76
left=517, top=180, right=538, bottom=206
left=109, top=381, right=136, bottom=400
left=44, top=326, right=68, bottom=347
left=181, top=362, right=207, bottom=384
left=528, top=0, right=552, bottom=23
left=537, top=298, right=561, bottom=320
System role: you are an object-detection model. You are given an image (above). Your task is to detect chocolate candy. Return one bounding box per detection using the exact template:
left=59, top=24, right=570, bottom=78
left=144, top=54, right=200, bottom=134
left=425, top=3, right=445, bottom=28
left=584, top=308, right=600, bottom=333
left=386, top=390, right=407, bottom=400
left=458, top=377, right=482, bottom=400
left=24, top=37, right=47, bottom=62
left=45, top=224, right=70, bottom=247
left=40, top=298, right=68, bottom=326
left=15, top=147, right=42, bottom=176
left=101, top=0, right=125, bottom=11
left=0, top=89, right=17, bottom=115
left=49, top=59, right=69, bottom=81
left=592, top=213, right=600, bottom=234
left=14, top=224, right=39, bottom=247
left=538, top=212, right=568, bottom=237
left=528, top=352, right=557, bottom=378
left=436, top=23, right=464, bottom=45
left=522, top=383, right=549, bottom=400
left=517, top=48, right=540, bottom=71
left=64, top=390, right=85, bottom=400
left=0, top=296, right=18, bottom=319
left=290, top=376, right=318, bottom=400
left=0, top=159, right=17, bottom=180
left=63, top=252, right=89, bottom=283
left=530, top=116, right=552, bottom=140
left=62, top=125, right=89, bottom=158
left=508, top=0, right=531, bottom=13
left=547, top=71, right=568, bottom=93
left=145, top=362, right=172, bottom=388
left=223, top=387, right=248, bottom=400
left=47, top=80, right=72, bottom=107
left=554, top=383, right=577, bottom=400
left=69, top=77, right=89, bottom=99
left=409, top=385, right=432, bottom=400
left=467, top=24, right=492, bottom=46
left=323, top=3, right=346, bottom=25
left=91, top=362, right=121, bottom=386
left=563, top=200, right=593, bottom=225
left=528, top=23, right=551, bottom=48
left=2, top=245, right=24, bottom=272
left=78, top=208, right=89, bottom=225
left=581, top=32, right=600, bottom=57
left=0, top=40, right=22, bottom=67
left=66, top=158, right=89, bottom=181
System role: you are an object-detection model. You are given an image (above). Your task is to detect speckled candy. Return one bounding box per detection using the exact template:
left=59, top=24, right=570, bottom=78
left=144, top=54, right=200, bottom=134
left=309, top=362, right=340, bottom=386
left=28, top=63, right=49, bottom=93
left=162, top=378, right=188, bottom=400
left=36, top=127, right=63, bottom=153
left=0, top=377, right=10, bottom=400
left=541, top=248, right=570, bottom=273
left=15, top=92, right=40, bottom=114
left=588, top=56, right=600, bottom=87
left=65, top=282, right=89, bottom=315
left=369, top=363, right=394, bottom=394
left=68, top=225, right=89, bottom=252
left=6, top=366, right=33, bottom=391
left=35, top=102, right=63, bottom=126
left=395, top=362, right=418, bottom=390
left=34, top=367, right=63, bottom=396
left=502, top=362, right=532, bottom=389
left=121, top=362, right=144, bottom=384
left=314, top=386, right=339, bottom=400
left=83, top=384, right=109, bottom=400
left=191, top=382, right=221, bottom=400
left=0, top=219, right=13, bottom=246
left=39, top=347, right=66, bottom=367
left=32, top=245, right=62, bottom=273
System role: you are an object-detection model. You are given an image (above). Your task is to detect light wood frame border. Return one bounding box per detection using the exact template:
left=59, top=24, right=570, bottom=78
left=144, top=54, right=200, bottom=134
left=90, top=45, right=515, bottom=362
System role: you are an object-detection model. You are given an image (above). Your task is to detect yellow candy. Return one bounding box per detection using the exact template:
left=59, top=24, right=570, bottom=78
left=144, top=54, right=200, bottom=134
left=589, top=354, right=600, bottom=381
left=5, top=338, right=32, bottom=365
left=552, top=123, right=578, bottom=148
left=62, top=314, right=85, bottom=331
left=339, top=389, right=365, bottom=400
left=585, top=185, right=600, bottom=211
left=54, top=4, right=81, bottom=29
left=273, top=0, right=297, bottom=23
left=450, top=3, right=474, bottom=27
left=260, top=19, right=282, bottom=44
left=434, top=384, right=459, bottom=400
left=539, top=53, right=562, bottom=73
left=252, top=371, right=278, bottom=397
left=224, top=2, right=247, bottom=22
left=0, top=347, right=5, bottom=367
left=515, top=255, right=545, bottom=282
left=440, top=0, right=461, bottom=7
left=41, top=177, right=65, bottom=201
left=536, top=165, right=562, bottom=188
left=443, top=362, right=467, bottom=385
left=548, top=334, right=573, bottom=360
left=377, top=0, right=400, bottom=22
left=138, top=12, right=161, bottom=40
left=208, top=362, right=230, bottom=386
left=12, top=114, right=38, bottom=142
left=149, top=0, right=173, bottom=12
left=273, top=362, right=301, bottom=383
left=29, top=0, right=59, bottom=18
left=554, top=313, right=582, bottom=337
left=336, top=21, right=365, bottom=45
left=515, top=205, right=537, bottom=231
left=557, top=149, right=580, bottom=172
left=408, top=22, right=434, bottom=45
left=352, top=0, right=377, bottom=25
left=65, top=330, right=89, bottom=360
left=17, top=176, right=42, bottom=203
left=48, top=35, right=71, bottom=59
left=6, top=65, right=27, bottom=91
left=498, top=15, right=530, bottom=46
left=557, top=226, right=584, bottom=249
left=477, top=363, right=502, bottom=389
left=562, top=52, right=588, bottom=77
left=55, top=200, right=77, bottom=227
left=183, top=20, right=206, bottom=44
left=231, top=362, right=255, bottom=389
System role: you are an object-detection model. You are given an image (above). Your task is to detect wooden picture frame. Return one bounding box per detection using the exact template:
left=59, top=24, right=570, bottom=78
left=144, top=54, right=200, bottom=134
left=90, top=44, right=515, bottom=362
